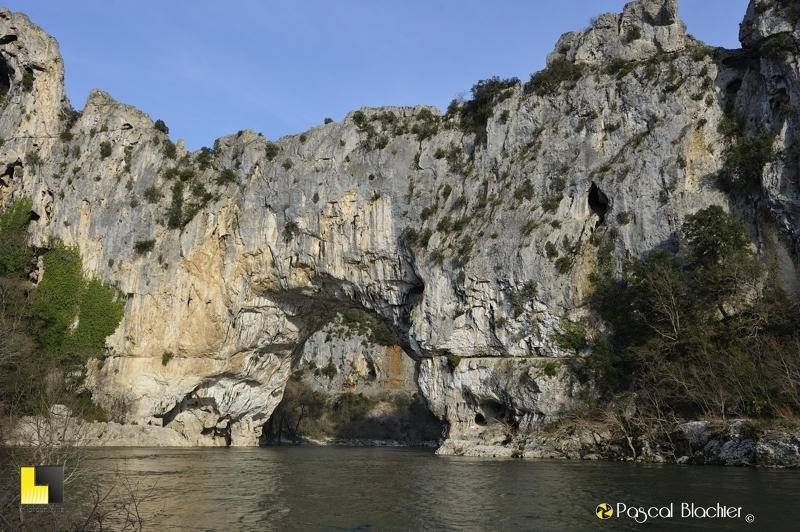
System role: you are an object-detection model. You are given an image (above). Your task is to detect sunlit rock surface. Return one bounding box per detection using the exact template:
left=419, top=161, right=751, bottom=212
left=1, top=0, right=799, bottom=450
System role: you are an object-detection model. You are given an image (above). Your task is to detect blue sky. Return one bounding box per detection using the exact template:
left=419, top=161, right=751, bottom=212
left=7, top=0, right=750, bottom=151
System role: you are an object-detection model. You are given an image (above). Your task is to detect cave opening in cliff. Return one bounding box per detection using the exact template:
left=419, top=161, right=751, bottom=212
left=479, top=400, right=507, bottom=423
left=0, top=55, right=10, bottom=98
left=588, top=182, right=608, bottom=225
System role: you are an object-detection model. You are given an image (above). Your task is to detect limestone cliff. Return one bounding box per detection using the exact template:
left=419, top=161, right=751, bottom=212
left=1, top=0, right=798, bottom=450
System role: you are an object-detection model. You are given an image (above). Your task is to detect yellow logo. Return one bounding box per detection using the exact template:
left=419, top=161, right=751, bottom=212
left=20, top=466, right=64, bottom=505
left=596, top=503, right=614, bottom=519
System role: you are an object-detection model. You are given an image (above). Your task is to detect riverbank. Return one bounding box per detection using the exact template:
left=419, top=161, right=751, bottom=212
left=5, top=412, right=799, bottom=468
left=437, top=419, right=800, bottom=468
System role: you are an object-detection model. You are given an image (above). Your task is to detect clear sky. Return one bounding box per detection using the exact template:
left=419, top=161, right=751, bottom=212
left=5, top=0, right=750, bottom=151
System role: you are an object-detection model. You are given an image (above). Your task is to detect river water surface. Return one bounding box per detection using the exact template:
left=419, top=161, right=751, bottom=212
left=67, top=446, right=800, bottom=531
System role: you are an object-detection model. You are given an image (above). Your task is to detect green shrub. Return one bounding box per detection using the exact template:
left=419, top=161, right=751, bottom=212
left=99, top=141, right=112, bottom=159
left=418, top=228, right=433, bottom=248
left=324, top=117, right=333, bottom=124
left=555, top=256, right=573, bottom=274
left=723, top=131, right=776, bottom=190
left=60, top=129, right=75, bottom=142
left=522, top=280, right=538, bottom=299
left=312, top=192, right=319, bottom=203
left=162, top=139, right=177, bottom=159
left=525, top=57, right=584, bottom=96
left=411, top=108, right=441, bottom=141
left=25, top=150, right=42, bottom=170
left=545, top=241, right=559, bottom=259
left=542, top=361, right=559, bottom=378
left=442, top=184, right=452, bottom=199
left=196, top=147, right=214, bottom=169
left=458, top=76, right=518, bottom=143
left=59, top=106, right=81, bottom=129
left=190, top=181, right=212, bottom=202
left=21, top=70, right=34, bottom=91
left=510, top=291, right=525, bottom=315
left=445, top=352, right=461, bottom=371
left=143, top=186, right=161, bottom=203
left=0, top=197, right=33, bottom=276
left=338, top=308, right=397, bottom=346
left=328, top=392, right=375, bottom=425
left=584, top=206, right=800, bottom=419
left=452, top=235, right=473, bottom=267
left=179, top=169, right=196, bottom=181
left=71, top=395, right=109, bottom=423
left=34, top=245, right=84, bottom=353
left=134, top=239, right=155, bottom=254
left=542, top=194, right=563, bottom=213
left=617, top=211, right=632, bottom=225
left=163, top=167, right=179, bottom=180
left=167, top=181, right=184, bottom=229
left=33, top=243, right=124, bottom=360
left=626, top=25, right=642, bottom=42
left=282, top=158, right=293, bottom=170
left=320, top=358, right=338, bottom=379
left=154, top=119, right=169, bottom=134
left=777, top=0, right=800, bottom=24
left=215, top=168, right=236, bottom=185
left=299, top=134, right=307, bottom=143
left=162, top=351, right=174, bottom=366
left=421, top=204, right=438, bottom=221
left=522, top=220, right=539, bottom=235
left=401, top=227, right=419, bottom=246
left=514, top=179, right=534, bottom=201
left=452, top=216, right=471, bottom=233
left=67, top=278, right=124, bottom=351
left=284, top=220, right=299, bottom=242
left=551, top=319, right=587, bottom=352
left=758, top=32, right=797, bottom=60
left=436, top=216, right=452, bottom=232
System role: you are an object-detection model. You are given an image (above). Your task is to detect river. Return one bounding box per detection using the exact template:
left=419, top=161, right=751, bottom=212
left=33, top=446, right=800, bottom=530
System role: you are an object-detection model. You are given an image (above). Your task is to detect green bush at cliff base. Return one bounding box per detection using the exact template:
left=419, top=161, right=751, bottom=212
left=0, top=197, right=33, bottom=277
left=328, top=392, right=376, bottom=426
left=33, top=242, right=124, bottom=364
left=68, top=278, right=124, bottom=352
left=588, top=206, right=800, bottom=420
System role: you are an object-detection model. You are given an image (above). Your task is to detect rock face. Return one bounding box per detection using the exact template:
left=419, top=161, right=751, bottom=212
left=1, top=0, right=799, bottom=450
left=548, top=0, right=686, bottom=65
left=297, top=317, right=418, bottom=397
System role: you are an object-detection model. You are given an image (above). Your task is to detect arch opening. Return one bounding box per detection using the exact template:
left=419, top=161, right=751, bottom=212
left=588, top=182, right=609, bottom=225
left=212, top=289, right=445, bottom=446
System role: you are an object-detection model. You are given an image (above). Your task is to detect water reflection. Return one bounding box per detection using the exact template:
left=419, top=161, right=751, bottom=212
left=74, top=446, right=799, bottom=531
